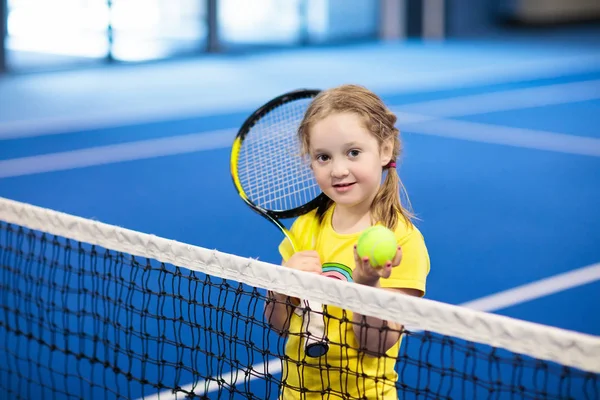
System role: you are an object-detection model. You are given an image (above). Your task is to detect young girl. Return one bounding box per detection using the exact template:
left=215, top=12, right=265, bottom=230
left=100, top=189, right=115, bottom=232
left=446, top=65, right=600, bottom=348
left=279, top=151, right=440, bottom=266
left=264, top=84, right=430, bottom=399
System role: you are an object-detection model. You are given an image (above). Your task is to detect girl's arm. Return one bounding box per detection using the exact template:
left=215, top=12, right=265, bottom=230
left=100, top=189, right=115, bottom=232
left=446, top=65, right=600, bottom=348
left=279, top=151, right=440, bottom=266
left=351, top=245, right=423, bottom=356
left=264, top=252, right=322, bottom=336
left=351, top=282, right=422, bottom=356
left=264, top=284, right=297, bottom=337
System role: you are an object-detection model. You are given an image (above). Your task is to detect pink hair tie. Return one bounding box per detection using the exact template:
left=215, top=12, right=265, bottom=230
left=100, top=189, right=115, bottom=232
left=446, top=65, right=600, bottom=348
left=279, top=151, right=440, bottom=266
left=386, top=161, right=396, bottom=168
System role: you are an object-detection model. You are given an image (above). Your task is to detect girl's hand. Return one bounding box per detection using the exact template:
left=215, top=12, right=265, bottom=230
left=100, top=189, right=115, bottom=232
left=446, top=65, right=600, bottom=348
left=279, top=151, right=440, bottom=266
left=284, top=250, right=322, bottom=274
left=276, top=251, right=322, bottom=306
left=352, top=245, right=402, bottom=286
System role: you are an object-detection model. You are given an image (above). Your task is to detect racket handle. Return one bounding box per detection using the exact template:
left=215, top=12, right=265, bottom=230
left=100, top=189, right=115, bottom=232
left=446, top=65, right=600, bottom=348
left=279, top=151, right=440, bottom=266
left=301, top=299, right=329, bottom=358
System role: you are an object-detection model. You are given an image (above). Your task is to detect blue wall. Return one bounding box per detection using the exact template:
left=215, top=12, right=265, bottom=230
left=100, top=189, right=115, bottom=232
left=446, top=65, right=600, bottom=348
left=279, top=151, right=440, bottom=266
left=446, top=0, right=505, bottom=37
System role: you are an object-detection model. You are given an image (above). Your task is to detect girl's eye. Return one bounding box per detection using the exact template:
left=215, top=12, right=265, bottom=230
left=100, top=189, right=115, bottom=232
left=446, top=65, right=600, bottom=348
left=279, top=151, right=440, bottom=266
left=316, top=154, right=330, bottom=162
left=348, top=149, right=361, bottom=158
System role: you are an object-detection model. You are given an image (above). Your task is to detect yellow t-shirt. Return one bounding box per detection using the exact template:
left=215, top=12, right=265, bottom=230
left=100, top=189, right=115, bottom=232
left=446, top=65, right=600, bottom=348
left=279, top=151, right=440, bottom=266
left=277, top=206, right=430, bottom=400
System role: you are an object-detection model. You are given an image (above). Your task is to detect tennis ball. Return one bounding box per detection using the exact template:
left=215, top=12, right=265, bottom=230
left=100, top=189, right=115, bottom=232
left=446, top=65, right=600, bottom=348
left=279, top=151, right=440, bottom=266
left=356, top=226, right=398, bottom=268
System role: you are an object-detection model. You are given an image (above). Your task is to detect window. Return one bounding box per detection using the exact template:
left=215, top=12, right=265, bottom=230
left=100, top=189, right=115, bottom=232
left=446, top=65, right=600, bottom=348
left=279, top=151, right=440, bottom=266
left=5, top=0, right=207, bottom=70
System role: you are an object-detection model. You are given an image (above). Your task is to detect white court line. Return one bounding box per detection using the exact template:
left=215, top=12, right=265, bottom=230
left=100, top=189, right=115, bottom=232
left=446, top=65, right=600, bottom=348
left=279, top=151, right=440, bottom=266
left=139, top=358, right=283, bottom=400
left=1, top=55, right=599, bottom=140
left=403, top=118, right=600, bottom=157
left=388, top=78, right=600, bottom=124
left=398, top=79, right=600, bottom=118
left=0, top=129, right=236, bottom=179
left=2, top=78, right=600, bottom=179
left=461, top=263, right=600, bottom=311
left=1, top=114, right=599, bottom=179
left=138, top=262, right=600, bottom=400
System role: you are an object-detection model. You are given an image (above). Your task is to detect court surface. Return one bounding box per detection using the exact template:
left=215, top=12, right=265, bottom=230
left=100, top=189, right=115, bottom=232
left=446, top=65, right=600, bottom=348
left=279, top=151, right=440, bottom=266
left=0, top=28, right=599, bottom=399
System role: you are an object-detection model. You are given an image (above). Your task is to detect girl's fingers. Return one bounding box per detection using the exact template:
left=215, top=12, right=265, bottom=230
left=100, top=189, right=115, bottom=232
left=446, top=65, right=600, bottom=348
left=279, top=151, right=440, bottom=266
left=379, top=261, right=393, bottom=278
left=392, top=246, right=403, bottom=267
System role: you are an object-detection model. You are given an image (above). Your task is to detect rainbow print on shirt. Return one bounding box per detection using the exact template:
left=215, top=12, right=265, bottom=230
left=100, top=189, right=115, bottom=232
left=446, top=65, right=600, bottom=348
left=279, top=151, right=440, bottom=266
left=321, top=262, right=353, bottom=283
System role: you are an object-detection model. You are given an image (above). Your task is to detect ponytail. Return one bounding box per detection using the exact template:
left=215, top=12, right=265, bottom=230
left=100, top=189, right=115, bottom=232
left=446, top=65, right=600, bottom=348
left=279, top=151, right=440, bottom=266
left=371, top=166, right=414, bottom=230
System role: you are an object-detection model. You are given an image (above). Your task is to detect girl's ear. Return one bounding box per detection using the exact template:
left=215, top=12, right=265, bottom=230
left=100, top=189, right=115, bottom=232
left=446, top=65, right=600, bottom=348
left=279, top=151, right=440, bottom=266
left=380, top=137, right=394, bottom=166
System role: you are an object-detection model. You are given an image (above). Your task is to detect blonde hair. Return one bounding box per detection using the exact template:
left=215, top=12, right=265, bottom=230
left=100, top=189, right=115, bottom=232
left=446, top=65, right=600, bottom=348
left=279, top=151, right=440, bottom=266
left=298, top=84, right=414, bottom=230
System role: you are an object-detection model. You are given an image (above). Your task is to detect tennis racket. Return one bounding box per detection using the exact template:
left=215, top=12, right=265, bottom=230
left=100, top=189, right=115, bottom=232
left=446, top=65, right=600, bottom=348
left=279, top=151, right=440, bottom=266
left=230, top=88, right=330, bottom=358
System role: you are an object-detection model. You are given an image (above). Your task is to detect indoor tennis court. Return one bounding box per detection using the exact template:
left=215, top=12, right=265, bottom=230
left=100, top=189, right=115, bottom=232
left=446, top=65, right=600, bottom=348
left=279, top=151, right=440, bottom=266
left=0, top=1, right=599, bottom=399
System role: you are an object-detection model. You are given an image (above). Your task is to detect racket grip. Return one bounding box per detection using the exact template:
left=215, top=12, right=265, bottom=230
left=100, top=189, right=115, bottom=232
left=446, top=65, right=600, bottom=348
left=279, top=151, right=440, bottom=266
left=301, top=299, right=329, bottom=358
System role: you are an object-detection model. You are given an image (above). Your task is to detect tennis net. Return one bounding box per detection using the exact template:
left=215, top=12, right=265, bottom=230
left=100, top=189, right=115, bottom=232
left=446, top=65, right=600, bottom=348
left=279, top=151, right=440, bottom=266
left=0, top=196, right=599, bottom=400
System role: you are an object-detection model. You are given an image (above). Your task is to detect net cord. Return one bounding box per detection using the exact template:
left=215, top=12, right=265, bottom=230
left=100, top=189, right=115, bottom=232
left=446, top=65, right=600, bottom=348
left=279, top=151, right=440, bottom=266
left=1, top=196, right=599, bottom=374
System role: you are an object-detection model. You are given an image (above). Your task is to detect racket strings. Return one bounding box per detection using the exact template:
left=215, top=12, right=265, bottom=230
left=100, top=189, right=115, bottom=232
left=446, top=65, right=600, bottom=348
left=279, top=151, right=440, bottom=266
left=237, top=98, right=321, bottom=211
left=240, top=121, right=310, bottom=204
left=240, top=140, right=317, bottom=209
left=240, top=153, right=314, bottom=198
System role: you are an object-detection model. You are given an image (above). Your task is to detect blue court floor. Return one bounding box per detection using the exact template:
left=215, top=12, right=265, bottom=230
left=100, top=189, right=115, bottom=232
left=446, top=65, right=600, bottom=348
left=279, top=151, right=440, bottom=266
left=0, top=27, right=599, bottom=399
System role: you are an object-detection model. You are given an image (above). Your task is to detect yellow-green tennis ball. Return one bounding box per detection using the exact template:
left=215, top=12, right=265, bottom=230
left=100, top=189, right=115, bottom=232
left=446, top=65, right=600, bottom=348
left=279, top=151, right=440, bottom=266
left=356, top=226, right=397, bottom=268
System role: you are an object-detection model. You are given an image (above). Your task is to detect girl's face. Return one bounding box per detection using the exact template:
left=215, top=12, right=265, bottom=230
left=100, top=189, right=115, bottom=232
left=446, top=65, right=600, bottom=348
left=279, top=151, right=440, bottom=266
left=308, top=112, right=392, bottom=212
